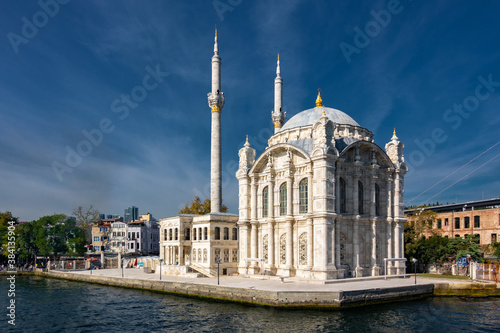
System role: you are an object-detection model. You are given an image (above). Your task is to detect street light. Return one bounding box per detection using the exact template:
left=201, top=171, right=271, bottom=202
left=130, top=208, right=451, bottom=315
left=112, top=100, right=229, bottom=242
left=217, top=258, right=222, bottom=285
left=159, top=259, right=164, bottom=281
left=412, top=258, right=418, bottom=284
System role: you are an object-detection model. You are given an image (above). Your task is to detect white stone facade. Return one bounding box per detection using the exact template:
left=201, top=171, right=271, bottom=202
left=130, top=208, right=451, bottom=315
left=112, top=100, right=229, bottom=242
left=237, top=89, right=407, bottom=280
left=159, top=214, right=239, bottom=276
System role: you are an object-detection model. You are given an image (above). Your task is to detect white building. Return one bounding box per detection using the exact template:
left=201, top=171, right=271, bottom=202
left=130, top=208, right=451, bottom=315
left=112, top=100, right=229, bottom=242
left=110, top=221, right=127, bottom=254
left=158, top=31, right=239, bottom=277
left=127, top=220, right=160, bottom=255
left=236, top=56, right=407, bottom=280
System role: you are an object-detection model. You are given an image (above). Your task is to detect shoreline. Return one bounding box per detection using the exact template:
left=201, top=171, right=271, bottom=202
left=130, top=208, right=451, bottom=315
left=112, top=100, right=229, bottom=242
left=11, top=269, right=496, bottom=309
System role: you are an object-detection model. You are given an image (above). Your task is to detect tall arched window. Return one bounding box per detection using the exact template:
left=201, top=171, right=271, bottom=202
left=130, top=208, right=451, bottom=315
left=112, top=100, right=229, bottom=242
left=375, top=184, right=380, bottom=216
left=339, top=178, right=346, bottom=213
left=215, top=227, right=220, bottom=240
left=358, top=181, right=364, bottom=215
left=279, top=182, right=287, bottom=216
left=262, top=186, right=269, bottom=218
left=299, top=178, right=308, bottom=214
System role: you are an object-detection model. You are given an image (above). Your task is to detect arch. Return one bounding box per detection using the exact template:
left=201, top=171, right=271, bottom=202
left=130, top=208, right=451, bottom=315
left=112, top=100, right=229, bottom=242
left=279, top=182, right=287, bottom=216
left=299, top=178, right=308, bottom=214
left=214, top=227, right=220, bottom=240
left=262, top=186, right=269, bottom=218
left=249, top=143, right=311, bottom=175
left=340, top=141, right=394, bottom=168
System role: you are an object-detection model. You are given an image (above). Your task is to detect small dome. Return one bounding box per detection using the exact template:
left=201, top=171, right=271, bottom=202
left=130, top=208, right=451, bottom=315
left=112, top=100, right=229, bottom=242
left=281, top=106, right=360, bottom=131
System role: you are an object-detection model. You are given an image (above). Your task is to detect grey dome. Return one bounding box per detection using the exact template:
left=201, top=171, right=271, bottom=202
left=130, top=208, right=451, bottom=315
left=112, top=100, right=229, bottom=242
left=281, top=106, right=360, bottom=131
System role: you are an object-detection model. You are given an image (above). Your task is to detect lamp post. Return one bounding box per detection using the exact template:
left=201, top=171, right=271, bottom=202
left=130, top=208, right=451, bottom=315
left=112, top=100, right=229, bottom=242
left=217, top=258, right=222, bottom=285
left=466, top=254, right=471, bottom=279
left=121, top=258, right=124, bottom=278
left=159, top=258, right=163, bottom=281
left=412, top=258, right=418, bottom=284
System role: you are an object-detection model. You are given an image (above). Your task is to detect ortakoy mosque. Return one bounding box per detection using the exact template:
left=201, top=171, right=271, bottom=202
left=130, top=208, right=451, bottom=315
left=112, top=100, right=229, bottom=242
left=159, top=32, right=407, bottom=280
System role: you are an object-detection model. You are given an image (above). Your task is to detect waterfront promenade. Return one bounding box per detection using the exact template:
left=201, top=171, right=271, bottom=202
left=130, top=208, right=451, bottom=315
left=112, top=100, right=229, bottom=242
left=42, top=268, right=500, bottom=308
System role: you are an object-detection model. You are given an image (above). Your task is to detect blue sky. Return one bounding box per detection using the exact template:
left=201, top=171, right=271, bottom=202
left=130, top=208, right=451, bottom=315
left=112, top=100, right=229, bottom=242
left=1, top=0, right=499, bottom=221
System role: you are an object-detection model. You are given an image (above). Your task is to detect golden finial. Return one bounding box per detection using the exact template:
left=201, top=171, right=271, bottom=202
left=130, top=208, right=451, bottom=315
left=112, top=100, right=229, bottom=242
left=274, top=121, right=282, bottom=128
left=322, top=106, right=326, bottom=115
left=393, top=128, right=396, bottom=136
left=277, top=53, right=279, bottom=61
left=246, top=134, right=248, bottom=142
left=215, top=28, right=217, bottom=37
left=315, top=88, right=323, bottom=107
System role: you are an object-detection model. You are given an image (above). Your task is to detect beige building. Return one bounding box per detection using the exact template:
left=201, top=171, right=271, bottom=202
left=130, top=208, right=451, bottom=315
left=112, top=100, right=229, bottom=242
left=409, top=199, right=500, bottom=245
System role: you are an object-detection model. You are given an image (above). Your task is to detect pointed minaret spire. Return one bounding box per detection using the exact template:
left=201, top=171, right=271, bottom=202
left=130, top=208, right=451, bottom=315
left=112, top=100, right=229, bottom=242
left=207, top=30, right=225, bottom=213
left=271, top=54, right=285, bottom=133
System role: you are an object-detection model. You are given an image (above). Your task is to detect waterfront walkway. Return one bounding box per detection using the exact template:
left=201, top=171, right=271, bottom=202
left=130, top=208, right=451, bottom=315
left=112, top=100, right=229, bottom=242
left=67, top=268, right=442, bottom=292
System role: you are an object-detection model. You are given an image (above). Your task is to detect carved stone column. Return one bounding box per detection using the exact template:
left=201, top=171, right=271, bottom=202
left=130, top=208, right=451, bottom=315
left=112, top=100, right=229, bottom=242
left=306, top=218, right=313, bottom=269
left=286, top=220, right=293, bottom=269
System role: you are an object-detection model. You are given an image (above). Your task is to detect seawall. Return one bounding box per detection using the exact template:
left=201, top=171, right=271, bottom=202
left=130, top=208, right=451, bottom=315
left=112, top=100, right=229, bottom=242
left=40, top=271, right=435, bottom=309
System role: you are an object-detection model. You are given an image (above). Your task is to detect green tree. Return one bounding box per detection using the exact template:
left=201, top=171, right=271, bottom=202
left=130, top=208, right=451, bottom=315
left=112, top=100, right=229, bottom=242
left=447, top=234, right=483, bottom=262
left=178, top=196, right=228, bottom=215
left=0, top=211, right=19, bottom=258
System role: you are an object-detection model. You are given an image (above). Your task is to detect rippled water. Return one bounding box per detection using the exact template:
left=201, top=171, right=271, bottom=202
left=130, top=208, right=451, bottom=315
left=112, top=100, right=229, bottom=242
left=1, top=276, right=499, bottom=332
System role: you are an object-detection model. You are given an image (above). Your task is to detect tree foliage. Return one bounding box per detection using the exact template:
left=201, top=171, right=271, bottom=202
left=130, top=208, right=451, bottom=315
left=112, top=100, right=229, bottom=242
left=178, top=196, right=228, bottom=215
left=0, top=211, right=19, bottom=257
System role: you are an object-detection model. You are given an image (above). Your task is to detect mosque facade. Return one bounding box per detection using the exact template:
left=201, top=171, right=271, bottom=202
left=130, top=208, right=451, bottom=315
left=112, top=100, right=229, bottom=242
left=236, top=57, right=408, bottom=279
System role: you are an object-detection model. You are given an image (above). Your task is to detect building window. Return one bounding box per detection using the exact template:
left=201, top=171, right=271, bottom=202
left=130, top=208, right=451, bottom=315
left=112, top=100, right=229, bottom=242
left=358, top=181, right=364, bottom=215
left=223, top=227, right=229, bottom=240
left=232, top=249, right=238, bottom=262
left=204, top=227, right=208, bottom=240
left=339, top=178, right=346, bottom=214
left=262, top=186, right=268, bottom=218
left=164, top=230, right=167, bottom=241
left=455, top=217, right=460, bottom=229
left=131, top=243, right=134, bottom=249
left=223, top=249, right=230, bottom=262
left=444, top=218, right=449, bottom=226
left=455, top=235, right=460, bottom=238
left=215, top=227, right=220, bottom=240
left=375, top=184, right=380, bottom=216
left=128, top=232, right=131, bottom=239
left=193, top=228, right=197, bottom=241
left=492, top=234, right=497, bottom=243
left=203, top=249, right=207, bottom=263
left=437, top=219, right=442, bottom=229
left=232, top=228, right=238, bottom=240
left=94, top=246, right=100, bottom=251
left=175, top=228, right=178, bottom=240
left=198, top=228, right=202, bottom=241
left=185, top=228, right=190, bottom=241
left=122, top=242, right=125, bottom=247
left=280, top=182, right=287, bottom=216
left=299, top=178, right=308, bottom=214
left=474, top=234, right=480, bottom=243
left=169, top=229, right=172, bottom=241
left=464, top=217, right=470, bottom=229
left=93, top=236, right=99, bottom=242
left=474, top=216, right=480, bottom=228
left=214, top=248, right=221, bottom=262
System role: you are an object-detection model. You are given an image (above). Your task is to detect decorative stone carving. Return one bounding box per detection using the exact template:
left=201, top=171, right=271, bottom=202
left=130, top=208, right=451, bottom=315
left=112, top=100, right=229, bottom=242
left=223, top=249, right=229, bottom=262
left=232, top=249, right=238, bottom=262
left=203, top=249, right=207, bottom=263
left=299, top=232, right=307, bottom=266
left=280, top=233, right=286, bottom=265
left=263, top=234, right=269, bottom=263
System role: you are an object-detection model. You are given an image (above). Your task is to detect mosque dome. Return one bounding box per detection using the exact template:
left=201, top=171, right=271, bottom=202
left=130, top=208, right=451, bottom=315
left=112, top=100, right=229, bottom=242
left=281, top=106, right=360, bottom=131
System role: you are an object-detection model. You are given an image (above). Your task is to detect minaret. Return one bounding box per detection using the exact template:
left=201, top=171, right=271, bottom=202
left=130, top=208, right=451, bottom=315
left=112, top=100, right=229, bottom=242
left=271, top=54, right=285, bottom=133
left=207, top=30, right=225, bottom=213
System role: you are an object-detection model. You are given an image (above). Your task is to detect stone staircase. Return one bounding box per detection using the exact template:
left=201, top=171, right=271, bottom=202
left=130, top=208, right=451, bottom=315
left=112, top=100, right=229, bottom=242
left=188, top=263, right=217, bottom=278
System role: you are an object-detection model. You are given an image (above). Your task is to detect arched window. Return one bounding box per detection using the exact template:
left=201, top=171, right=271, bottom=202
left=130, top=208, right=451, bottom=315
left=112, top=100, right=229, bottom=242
left=198, top=228, right=202, bottom=241
left=232, top=228, right=238, bottom=240
left=339, top=178, right=346, bottom=213
left=204, top=227, right=208, bottom=240
left=299, top=178, right=308, bottom=214
left=215, top=227, right=220, bottom=240
left=262, top=186, right=269, bottom=218
left=358, top=181, right=364, bottom=215
left=185, top=228, right=190, bottom=241
left=223, top=227, right=229, bottom=240
left=175, top=228, right=178, bottom=240
left=280, top=182, right=287, bottom=216
left=375, top=184, right=380, bottom=216
left=193, top=228, right=197, bottom=241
